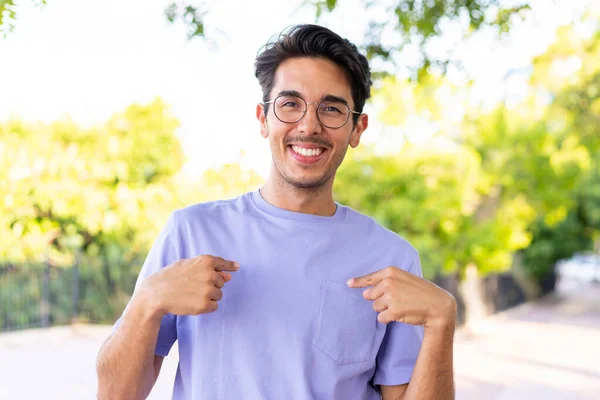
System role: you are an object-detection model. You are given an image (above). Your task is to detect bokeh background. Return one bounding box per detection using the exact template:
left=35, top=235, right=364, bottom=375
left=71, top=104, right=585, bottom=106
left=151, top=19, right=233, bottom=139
left=1, top=0, right=599, bottom=399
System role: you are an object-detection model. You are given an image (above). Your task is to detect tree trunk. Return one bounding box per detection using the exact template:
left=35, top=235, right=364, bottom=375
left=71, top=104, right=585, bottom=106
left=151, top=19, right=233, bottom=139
left=458, top=263, right=487, bottom=335
left=510, top=252, right=541, bottom=301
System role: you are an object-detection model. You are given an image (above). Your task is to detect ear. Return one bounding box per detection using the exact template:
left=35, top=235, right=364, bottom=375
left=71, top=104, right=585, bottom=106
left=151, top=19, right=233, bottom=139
left=256, top=103, right=269, bottom=139
left=349, top=113, right=369, bottom=148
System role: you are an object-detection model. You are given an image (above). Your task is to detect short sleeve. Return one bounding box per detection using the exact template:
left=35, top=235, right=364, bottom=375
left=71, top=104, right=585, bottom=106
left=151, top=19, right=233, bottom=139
left=373, top=253, right=425, bottom=386
left=112, top=212, right=180, bottom=357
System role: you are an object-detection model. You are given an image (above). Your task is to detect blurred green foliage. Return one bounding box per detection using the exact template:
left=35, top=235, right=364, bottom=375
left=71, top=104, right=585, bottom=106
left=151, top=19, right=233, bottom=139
left=336, top=17, right=600, bottom=285
left=0, top=98, right=263, bottom=327
left=0, top=98, right=185, bottom=263
left=1, top=8, right=599, bottom=329
left=520, top=15, right=600, bottom=283
left=0, top=0, right=45, bottom=37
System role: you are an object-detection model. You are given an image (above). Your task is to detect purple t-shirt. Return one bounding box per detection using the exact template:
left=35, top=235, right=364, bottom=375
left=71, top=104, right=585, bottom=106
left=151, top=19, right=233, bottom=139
left=122, top=190, right=423, bottom=399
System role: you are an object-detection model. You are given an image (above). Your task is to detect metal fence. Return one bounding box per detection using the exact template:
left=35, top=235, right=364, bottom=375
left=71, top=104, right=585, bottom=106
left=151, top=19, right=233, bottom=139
left=0, top=252, right=139, bottom=332
left=1, top=254, right=552, bottom=333
left=0, top=262, right=76, bottom=331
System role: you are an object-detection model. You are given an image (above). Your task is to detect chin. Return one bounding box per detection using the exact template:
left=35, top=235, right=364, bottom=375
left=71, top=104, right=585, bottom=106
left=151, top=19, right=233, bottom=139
left=285, top=173, right=331, bottom=189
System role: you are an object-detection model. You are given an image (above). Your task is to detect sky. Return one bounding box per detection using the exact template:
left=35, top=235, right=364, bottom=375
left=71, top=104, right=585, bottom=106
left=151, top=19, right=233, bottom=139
left=0, top=0, right=593, bottom=178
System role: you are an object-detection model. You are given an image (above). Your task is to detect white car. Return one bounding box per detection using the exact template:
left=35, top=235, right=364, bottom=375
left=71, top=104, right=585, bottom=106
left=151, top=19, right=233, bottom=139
left=557, top=254, right=600, bottom=282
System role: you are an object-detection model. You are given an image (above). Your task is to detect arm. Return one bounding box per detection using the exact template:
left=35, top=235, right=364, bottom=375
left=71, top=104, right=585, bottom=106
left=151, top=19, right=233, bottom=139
left=96, top=255, right=239, bottom=400
left=348, top=266, right=456, bottom=400
left=96, top=212, right=178, bottom=399
left=380, top=384, right=407, bottom=400
left=96, top=290, right=165, bottom=400
left=380, top=308, right=456, bottom=400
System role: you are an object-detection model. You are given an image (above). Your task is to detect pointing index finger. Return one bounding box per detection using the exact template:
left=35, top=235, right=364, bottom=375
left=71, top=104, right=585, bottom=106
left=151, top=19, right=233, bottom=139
left=347, top=269, right=385, bottom=288
left=213, top=258, right=240, bottom=272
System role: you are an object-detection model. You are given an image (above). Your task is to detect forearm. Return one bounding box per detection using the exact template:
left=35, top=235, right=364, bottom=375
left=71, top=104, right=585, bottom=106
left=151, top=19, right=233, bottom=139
left=402, top=320, right=456, bottom=400
left=96, top=292, right=163, bottom=400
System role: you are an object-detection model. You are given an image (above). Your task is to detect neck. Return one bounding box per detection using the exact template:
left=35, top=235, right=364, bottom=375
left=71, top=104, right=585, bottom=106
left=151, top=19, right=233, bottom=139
left=260, top=172, right=337, bottom=217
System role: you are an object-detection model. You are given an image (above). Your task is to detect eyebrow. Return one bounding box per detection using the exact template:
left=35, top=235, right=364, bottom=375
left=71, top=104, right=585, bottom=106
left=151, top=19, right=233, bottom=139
left=276, top=90, right=350, bottom=106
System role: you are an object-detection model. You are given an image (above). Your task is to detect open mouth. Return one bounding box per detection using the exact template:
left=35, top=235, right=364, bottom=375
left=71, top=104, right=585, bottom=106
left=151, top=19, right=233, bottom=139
left=288, top=145, right=328, bottom=164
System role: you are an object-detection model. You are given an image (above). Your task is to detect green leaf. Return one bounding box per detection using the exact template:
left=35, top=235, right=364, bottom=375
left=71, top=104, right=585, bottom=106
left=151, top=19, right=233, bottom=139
left=164, top=3, right=177, bottom=23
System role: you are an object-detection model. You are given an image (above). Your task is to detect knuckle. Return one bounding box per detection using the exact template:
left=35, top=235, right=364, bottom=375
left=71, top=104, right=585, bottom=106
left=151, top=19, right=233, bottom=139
left=209, top=271, right=220, bottom=282
left=202, top=254, right=218, bottom=265
left=213, top=256, right=225, bottom=264
left=381, top=278, right=392, bottom=289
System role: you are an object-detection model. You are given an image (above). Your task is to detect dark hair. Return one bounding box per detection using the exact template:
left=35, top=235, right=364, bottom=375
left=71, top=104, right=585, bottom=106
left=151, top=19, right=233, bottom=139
left=254, top=24, right=372, bottom=125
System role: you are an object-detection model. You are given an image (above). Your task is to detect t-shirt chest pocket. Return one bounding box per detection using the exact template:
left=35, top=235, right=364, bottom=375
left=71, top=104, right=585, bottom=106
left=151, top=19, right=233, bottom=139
left=312, top=280, right=379, bottom=365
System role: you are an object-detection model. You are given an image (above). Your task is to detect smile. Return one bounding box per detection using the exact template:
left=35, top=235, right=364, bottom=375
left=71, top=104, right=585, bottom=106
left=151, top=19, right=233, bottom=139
left=291, top=145, right=324, bottom=157
left=288, top=144, right=328, bottom=164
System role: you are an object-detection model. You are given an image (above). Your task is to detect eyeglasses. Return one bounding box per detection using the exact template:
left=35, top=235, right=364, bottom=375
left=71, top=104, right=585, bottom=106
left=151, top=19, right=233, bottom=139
left=263, top=95, right=361, bottom=129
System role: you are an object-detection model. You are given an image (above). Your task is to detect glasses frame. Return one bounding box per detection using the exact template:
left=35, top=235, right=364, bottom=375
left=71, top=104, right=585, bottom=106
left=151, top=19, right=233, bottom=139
left=263, top=95, right=361, bottom=129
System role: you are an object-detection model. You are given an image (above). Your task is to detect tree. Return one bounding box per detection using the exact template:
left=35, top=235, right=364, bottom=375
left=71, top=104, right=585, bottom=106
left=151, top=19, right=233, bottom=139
left=332, top=12, right=600, bottom=327
left=1, top=97, right=264, bottom=326
left=167, top=0, right=530, bottom=78
left=0, top=0, right=45, bottom=37
left=519, top=12, right=600, bottom=284
left=2, top=0, right=531, bottom=78
left=333, top=118, right=540, bottom=329
left=1, top=98, right=179, bottom=260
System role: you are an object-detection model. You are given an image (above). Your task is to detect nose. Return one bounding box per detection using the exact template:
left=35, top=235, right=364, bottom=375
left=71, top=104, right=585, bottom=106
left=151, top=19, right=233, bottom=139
left=297, top=103, right=322, bottom=135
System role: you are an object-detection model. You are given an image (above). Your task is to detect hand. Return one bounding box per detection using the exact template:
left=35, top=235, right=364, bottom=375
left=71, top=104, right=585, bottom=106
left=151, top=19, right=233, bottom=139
left=140, top=254, right=240, bottom=318
left=347, top=266, right=456, bottom=331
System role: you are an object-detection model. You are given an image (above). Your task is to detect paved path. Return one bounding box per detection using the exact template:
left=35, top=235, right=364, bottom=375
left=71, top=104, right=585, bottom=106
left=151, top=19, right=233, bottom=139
left=454, top=278, right=600, bottom=399
left=1, top=278, right=598, bottom=399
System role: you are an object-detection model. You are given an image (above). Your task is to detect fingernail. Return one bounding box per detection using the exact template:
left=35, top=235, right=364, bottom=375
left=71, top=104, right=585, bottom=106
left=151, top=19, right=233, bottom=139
left=347, top=278, right=354, bottom=286
left=233, top=262, right=240, bottom=269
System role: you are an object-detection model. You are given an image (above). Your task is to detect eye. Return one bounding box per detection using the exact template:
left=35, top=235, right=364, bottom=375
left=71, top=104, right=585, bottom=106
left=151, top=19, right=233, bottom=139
left=320, top=102, right=345, bottom=114
left=277, top=96, right=304, bottom=109
left=323, top=105, right=341, bottom=113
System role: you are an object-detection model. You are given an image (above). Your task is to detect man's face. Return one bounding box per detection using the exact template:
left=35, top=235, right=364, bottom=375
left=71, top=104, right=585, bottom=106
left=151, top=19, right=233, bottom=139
left=256, top=57, right=368, bottom=189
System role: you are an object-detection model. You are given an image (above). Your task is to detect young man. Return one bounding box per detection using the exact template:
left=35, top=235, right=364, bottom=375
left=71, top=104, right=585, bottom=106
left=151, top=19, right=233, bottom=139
left=97, top=24, right=456, bottom=400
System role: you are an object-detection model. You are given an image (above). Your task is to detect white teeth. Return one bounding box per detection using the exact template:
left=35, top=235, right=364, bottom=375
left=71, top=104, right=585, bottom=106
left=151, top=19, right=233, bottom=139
left=292, top=146, right=323, bottom=157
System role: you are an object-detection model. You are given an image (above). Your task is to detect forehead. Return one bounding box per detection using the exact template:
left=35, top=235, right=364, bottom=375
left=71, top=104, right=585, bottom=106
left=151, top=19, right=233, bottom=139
left=271, top=57, right=353, bottom=105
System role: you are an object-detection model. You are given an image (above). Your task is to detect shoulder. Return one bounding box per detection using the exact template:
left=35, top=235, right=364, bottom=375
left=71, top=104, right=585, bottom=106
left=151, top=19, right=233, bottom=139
left=171, top=191, right=253, bottom=226
left=341, top=204, right=420, bottom=265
